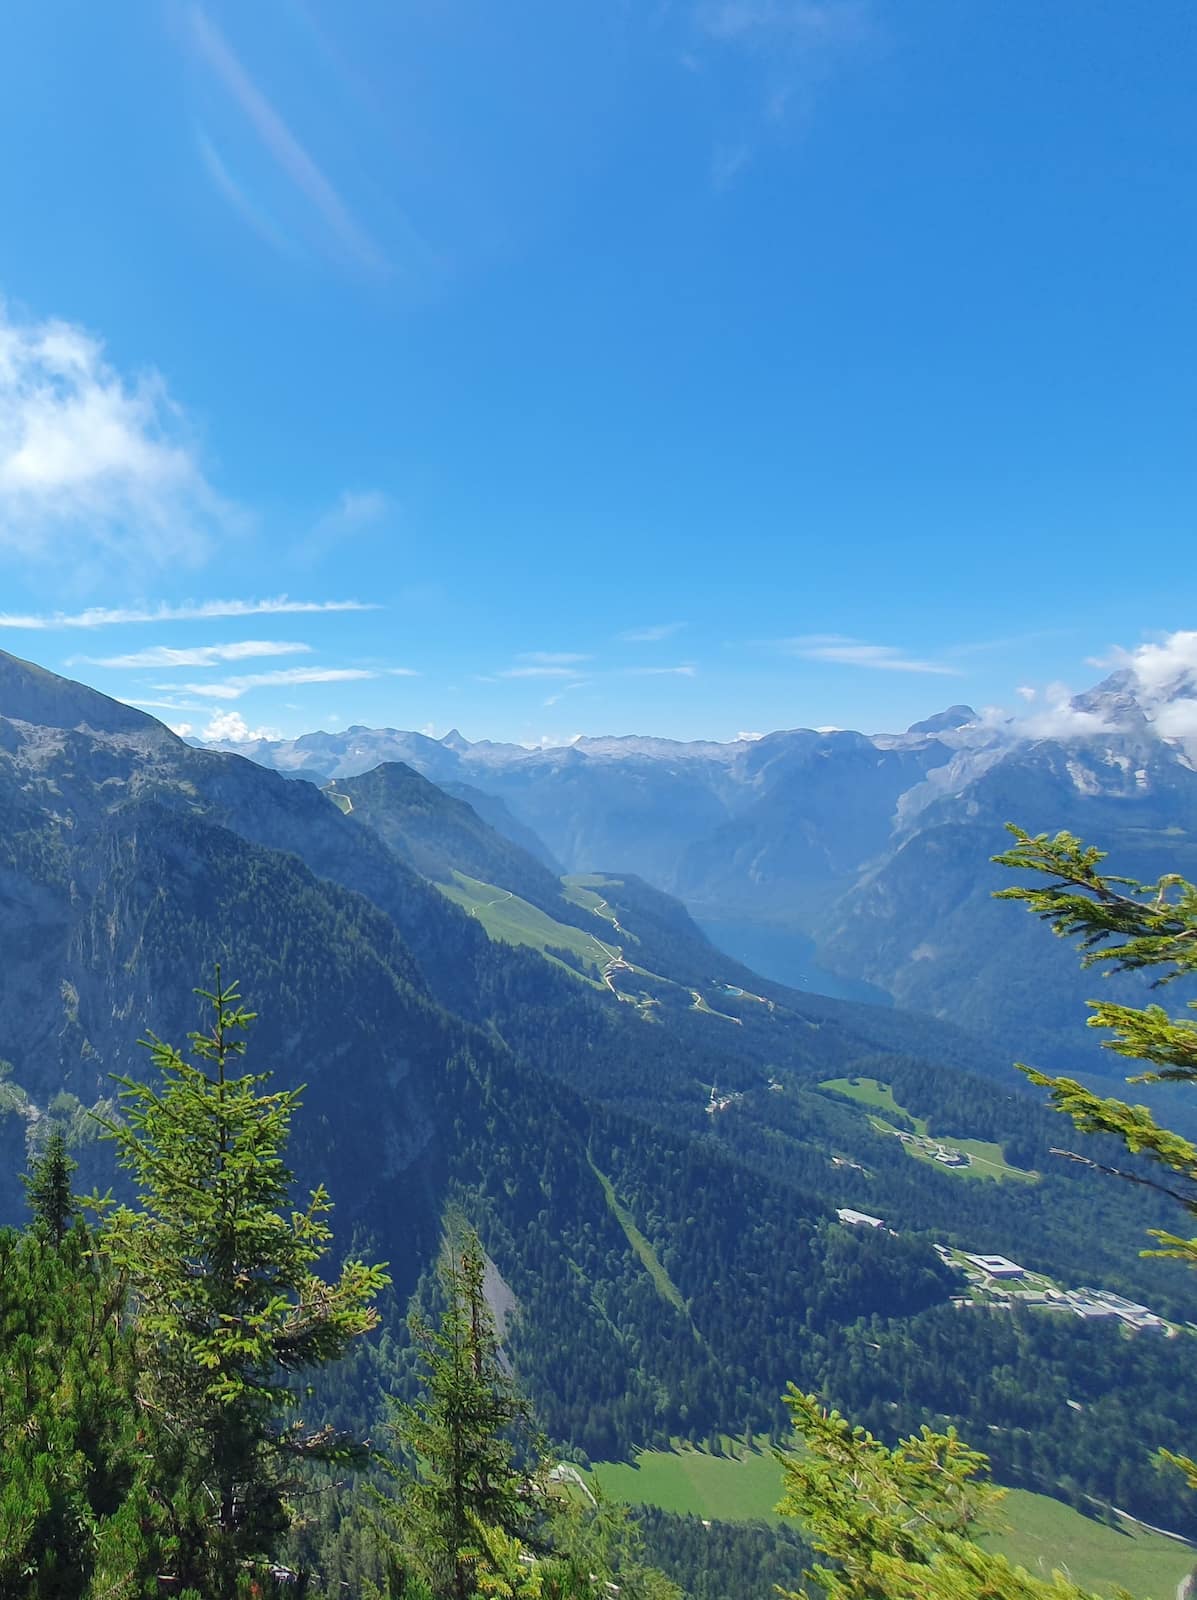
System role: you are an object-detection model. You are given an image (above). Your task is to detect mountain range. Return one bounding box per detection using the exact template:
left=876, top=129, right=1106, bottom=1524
left=210, top=660, right=1197, bottom=1075
left=4, top=645, right=1197, bottom=1543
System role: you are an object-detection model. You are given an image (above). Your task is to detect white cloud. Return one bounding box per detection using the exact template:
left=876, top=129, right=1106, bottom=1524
left=1112, top=631, right=1197, bottom=700
left=1019, top=701, right=1118, bottom=740
left=0, top=301, right=233, bottom=568
left=498, top=665, right=582, bottom=679
left=975, top=681, right=1117, bottom=742
left=736, top=730, right=764, bottom=741
left=624, top=665, right=698, bottom=677
left=618, top=622, right=685, bottom=643
left=78, top=639, right=311, bottom=670
left=780, top=635, right=960, bottom=675
left=518, top=651, right=592, bottom=666
left=0, top=596, right=377, bottom=630
left=163, top=666, right=379, bottom=701
left=1073, top=631, right=1197, bottom=741
left=1154, top=699, right=1197, bottom=739
left=202, top=709, right=281, bottom=744
left=169, top=722, right=194, bottom=737
left=521, top=733, right=583, bottom=750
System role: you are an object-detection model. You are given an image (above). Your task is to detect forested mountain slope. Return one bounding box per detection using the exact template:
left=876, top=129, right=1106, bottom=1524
left=215, top=663, right=1197, bottom=1074
left=5, top=647, right=1197, bottom=1535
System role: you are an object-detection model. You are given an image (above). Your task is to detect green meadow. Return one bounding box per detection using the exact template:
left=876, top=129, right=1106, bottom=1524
left=820, top=1075, right=1037, bottom=1183
left=589, top=1443, right=1195, bottom=1599
left=434, top=872, right=612, bottom=982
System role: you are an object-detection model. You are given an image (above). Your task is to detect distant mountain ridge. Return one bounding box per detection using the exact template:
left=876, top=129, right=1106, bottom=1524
left=207, top=664, right=1197, bottom=1070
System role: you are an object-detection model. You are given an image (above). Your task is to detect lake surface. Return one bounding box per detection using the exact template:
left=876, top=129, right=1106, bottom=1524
left=697, top=917, right=893, bottom=1007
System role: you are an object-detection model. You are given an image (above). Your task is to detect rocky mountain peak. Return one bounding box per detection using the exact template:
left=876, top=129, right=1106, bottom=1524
left=906, top=704, right=978, bottom=735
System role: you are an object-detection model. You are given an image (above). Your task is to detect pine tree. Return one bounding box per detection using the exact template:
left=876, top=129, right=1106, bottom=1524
left=0, top=1224, right=159, bottom=1598
left=775, top=1389, right=1109, bottom=1599
left=93, top=967, right=390, bottom=1595
left=372, top=1225, right=680, bottom=1600
left=373, top=1226, right=546, bottom=1600
left=23, top=1126, right=78, bottom=1245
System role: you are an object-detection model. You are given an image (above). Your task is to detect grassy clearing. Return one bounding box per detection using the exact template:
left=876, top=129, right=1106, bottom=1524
left=590, top=1439, right=782, bottom=1522
left=588, top=1444, right=1194, bottom=1598
left=689, top=988, right=741, bottom=1023
left=820, top=1076, right=1036, bottom=1184
left=589, top=1157, right=693, bottom=1323
left=979, top=1488, right=1195, bottom=1600
left=448, top=873, right=738, bottom=1028
left=561, top=877, right=635, bottom=939
left=435, top=872, right=609, bottom=985
left=822, top=1077, right=905, bottom=1117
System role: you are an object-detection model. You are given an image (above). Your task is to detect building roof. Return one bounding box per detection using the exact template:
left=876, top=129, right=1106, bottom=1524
left=836, top=1207, right=884, bottom=1228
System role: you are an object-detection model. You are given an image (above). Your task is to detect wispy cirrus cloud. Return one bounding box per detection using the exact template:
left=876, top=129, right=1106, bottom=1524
left=297, top=489, right=392, bottom=566
left=196, top=131, right=298, bottom=259
left=120, top=697, right=209, bottom=713
left=517, top=651, right=593, bottom=666
left=76, top=639, right=312, bottom=670
left=498, top=665, right=582, bottom=680
left=624, top=664, right=698, bottom=677
left=188, top=8, right=386, bottom=274
left=689, top=1, right=875, bottom=187
left=778, top=634, right=961, bottom=675
left=0, top=301, right=234, bottom=569
left=161, top=665, right=383, bottom=701
left=696, top=0, right=871, bottom=48
left=544, top=681, right=591, bottom=708
left=0, top=596, right=378, bottom=630
left=617, top=622, right=686, bottom=643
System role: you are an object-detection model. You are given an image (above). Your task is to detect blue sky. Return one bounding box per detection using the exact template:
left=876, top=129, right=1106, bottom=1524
left=0, top=0, right=1192, bottom=745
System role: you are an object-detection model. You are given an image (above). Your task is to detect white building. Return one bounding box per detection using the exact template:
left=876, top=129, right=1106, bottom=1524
left=836, top=1208, right=885, bottom=1229
left=964, top=1253, right=1025, bottom=1280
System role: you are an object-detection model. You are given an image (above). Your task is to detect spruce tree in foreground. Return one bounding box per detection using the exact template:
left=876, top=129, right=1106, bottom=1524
left=23, top=1125, right=78, bottom=1244
left=95, top=968, right=390, bottom=1595
left=776, top=1391, right=1108, bottom=1599
left=371, top=1225, right=680, bottom=1600
left=0, top=1212, right=157, bottom=1597
left=373, top=1226, right=548, bottom=1599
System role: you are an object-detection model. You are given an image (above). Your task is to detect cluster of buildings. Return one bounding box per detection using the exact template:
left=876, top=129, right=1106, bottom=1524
left=705, top=1085, right=743, bottom=1116
left=834, top=1221, right=1173, bottom=1335
left=938, top=1248, right=1171, bottom=1333
left=1059, top=1287, right=1169, bottom=1332
left=890, top=1127, right=969, bottom=1166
